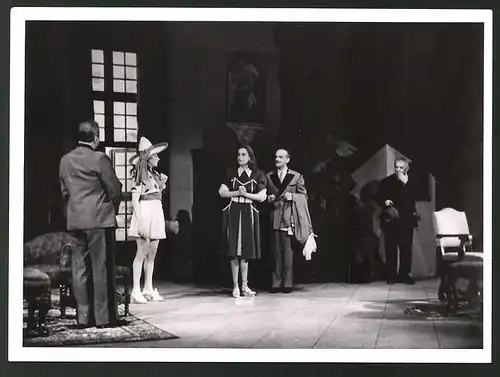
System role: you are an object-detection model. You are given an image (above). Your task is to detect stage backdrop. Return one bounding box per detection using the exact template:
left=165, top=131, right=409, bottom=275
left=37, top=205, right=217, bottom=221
left=351, top=144, right=436, bottom=279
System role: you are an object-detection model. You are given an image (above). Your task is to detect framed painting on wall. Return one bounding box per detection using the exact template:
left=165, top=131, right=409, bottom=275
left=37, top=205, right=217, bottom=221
left=226, top=53, right=266, bottom=126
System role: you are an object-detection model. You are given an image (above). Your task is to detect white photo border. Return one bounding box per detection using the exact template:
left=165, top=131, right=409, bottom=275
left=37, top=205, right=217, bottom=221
left=9, top=7, right=493, bottom=363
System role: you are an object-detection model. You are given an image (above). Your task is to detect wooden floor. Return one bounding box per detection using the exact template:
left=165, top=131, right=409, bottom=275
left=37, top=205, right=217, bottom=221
left=91, top=278, right=483, bottom=349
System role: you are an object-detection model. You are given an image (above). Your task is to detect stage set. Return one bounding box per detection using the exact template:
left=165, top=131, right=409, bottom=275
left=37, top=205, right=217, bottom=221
left=23, top=278, right=482, bottom=349
left=99, top=278, right=484, bottom=349
left=21, top=18, right=485, bottom=350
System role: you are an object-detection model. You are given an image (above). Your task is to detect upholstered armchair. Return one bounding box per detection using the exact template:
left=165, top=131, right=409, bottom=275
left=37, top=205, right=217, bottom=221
left=23, top=232, right=80, bottom=336
left=432, top=208, right=483, bottom=315
left=23, top=232, right=131, bottom=337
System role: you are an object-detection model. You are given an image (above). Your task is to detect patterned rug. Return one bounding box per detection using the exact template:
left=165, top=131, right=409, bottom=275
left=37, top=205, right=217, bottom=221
left=23, top=304, right=179, bottom=347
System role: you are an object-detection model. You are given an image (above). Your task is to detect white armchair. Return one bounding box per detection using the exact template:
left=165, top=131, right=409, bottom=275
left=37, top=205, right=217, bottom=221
left=433, top=208, right=482, bottom=262
left=432, top=208, right=483, bottom=315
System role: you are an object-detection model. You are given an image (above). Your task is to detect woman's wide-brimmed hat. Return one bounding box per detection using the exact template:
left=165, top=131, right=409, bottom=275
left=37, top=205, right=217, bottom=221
left=129, top=137, right=168, bottom=165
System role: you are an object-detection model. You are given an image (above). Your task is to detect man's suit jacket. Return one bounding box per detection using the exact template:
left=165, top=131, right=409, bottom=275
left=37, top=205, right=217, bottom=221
left=266, top=169, right=307, bottom=230
left=377, top=173, right=417, bottom=228
left=59, top=144, right=122, bottom=231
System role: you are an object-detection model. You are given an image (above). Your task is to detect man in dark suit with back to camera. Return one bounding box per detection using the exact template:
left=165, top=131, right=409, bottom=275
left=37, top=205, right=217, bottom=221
left=377, top=158, right=420, bottom=285
left=59, top=120, right=124, bottom=328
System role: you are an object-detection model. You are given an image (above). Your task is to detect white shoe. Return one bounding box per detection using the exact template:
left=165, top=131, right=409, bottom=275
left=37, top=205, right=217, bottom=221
left=242, top=286, right=256, bottom=297
left=143, top=288, right=164, bottom=302
left=131, top=289, right=148, bottom=304
left=232, top=286, right=240, bottom=298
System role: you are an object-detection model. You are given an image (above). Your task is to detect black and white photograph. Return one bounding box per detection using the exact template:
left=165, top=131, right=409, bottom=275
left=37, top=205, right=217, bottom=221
left=9, top=7, right=492, bottom=363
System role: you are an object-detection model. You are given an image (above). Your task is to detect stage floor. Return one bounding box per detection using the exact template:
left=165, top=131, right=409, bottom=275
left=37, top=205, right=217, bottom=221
left=97, top=278, right=483, bottom=349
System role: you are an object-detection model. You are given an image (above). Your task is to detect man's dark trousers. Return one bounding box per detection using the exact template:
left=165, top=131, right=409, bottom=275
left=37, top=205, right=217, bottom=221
left=384, top=222, right=414, bottom=281
left=71, top=229, right=117, bottom=326
left=271, top=230, right=294, bottom=289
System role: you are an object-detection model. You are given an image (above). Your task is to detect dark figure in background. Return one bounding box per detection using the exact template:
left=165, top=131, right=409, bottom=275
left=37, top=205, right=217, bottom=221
left=325, top=173, right=358, bottom=283
left=377, top=158, right=420, bottom=285
left=350, top=199, right=379, bottom=284
left=59, top=120, right=124, bottom=328
left=170, top=210, right=193, bottom=283
left=307, top=134, right=359, bottom=283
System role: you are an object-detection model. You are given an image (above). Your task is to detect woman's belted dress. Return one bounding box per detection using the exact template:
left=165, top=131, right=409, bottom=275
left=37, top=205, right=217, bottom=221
left=221, top=168, right=266, bottom=260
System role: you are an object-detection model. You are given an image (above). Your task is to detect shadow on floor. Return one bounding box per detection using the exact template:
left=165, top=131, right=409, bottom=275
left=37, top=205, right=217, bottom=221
left=345, top=298, right=483, bottom=322
left=164, top=288, right=231, bottom=298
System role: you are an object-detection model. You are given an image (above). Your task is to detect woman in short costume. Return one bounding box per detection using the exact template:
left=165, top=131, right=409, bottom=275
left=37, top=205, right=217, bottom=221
left=128, top=137, right=168, bottom=304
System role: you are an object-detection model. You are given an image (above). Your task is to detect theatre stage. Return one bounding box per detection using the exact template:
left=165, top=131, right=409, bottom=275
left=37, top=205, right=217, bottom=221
left=91, top=278, right=482, bottom=349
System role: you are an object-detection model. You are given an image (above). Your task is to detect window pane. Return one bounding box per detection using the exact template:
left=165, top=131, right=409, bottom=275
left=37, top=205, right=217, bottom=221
left=94, top=114, right=105, bottom=128
left=125, top=52, right=137, bottom=66
left=119, top=179, right=126, bottom=188
left=126, top=116, right=138, bottom=129
left=115, top=228, right=126, bottom=241
left=126, top=129, right=138, bottom=142
left=113, top=79, right=125, bottom=93
left=113, top=51, right=125, bottom=65
left=114, top=101, right=125, bottom=115
left=113, top=65, right=125, bottom=79
left=118, top=201, right=126, bottom=214
left=126, top=215, right=132, bottom=227
left=125, top=80, right=137, bottom=93
left=114, top=129, right=126, bottom=142
left=115, top=166, right=126, bottom=179
left=114, top=115, right=125, bottom=128
left=125, top=66, right=137, bottom=80
left=115, top=152, right=126, bottom=165
left=126, top=102, right=137, bottom=115
left=91, top=49, right=104, bottom=63
left=93, top=100, right=105, bottom=114
left=116, top=215, right=126, bottom=228
left=99, top=127, right=105, bottom=142
left=92, top=78, right=104, bottom=91
left=92, top=63, right=104, bottom=78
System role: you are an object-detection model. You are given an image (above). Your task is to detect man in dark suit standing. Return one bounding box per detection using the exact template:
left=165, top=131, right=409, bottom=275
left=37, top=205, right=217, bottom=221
left=266, top=149, right=307, bottom=293
left=377, top=158, right=419, bottom=285
left=59, top=120, right=123, bottom=328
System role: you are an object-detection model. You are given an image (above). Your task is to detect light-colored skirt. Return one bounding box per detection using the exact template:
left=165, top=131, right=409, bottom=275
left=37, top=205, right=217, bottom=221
left=128, top=200, right=166, bottom=240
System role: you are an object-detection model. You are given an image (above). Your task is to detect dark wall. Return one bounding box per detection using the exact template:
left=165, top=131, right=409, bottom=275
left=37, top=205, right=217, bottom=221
left=275, top=22, right=484, bottom=230
left=24, top=22, right=91, bottom=240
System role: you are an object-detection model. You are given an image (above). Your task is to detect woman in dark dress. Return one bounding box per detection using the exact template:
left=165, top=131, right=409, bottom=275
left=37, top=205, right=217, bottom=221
left=218, top=145, right=267, bottom=298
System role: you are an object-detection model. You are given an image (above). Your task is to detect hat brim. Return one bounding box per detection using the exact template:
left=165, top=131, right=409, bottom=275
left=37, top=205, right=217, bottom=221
left=129, top=141, right=168, bottom=165
left=380, top=207, right=399, bottom=223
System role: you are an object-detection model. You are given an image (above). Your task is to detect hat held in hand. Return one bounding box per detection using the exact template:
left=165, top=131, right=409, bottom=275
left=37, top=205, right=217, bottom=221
left=380, top=205, right=399, bottom=223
